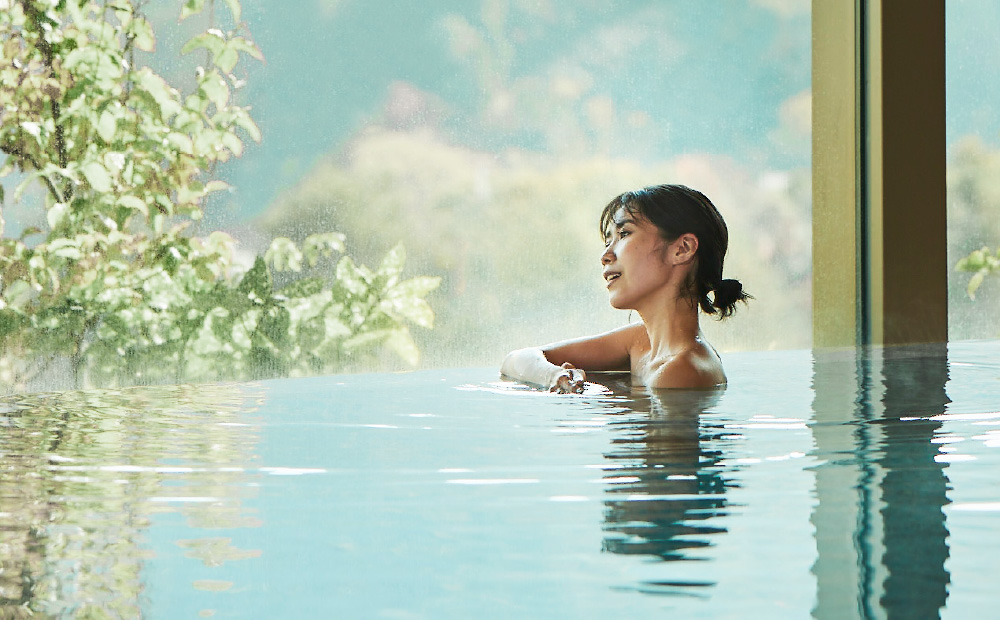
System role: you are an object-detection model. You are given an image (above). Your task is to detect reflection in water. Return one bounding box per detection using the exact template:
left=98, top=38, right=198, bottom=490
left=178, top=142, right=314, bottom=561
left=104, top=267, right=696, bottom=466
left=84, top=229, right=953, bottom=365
left=0, top=384, right=263, bottom=618
left=878, top=346, right=951, bottom=615
left=597, top=377, right=732, bottom=593
left=811, top=345, right=952, bottom=619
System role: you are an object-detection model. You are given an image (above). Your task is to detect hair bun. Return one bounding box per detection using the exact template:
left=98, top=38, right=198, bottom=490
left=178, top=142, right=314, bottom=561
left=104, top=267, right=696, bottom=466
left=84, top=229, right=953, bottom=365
left=713, top=279, right=746, bottom=311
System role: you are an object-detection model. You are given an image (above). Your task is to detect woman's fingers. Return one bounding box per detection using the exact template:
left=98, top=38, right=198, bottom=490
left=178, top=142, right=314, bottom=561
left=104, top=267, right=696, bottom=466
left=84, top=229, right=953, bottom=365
left=562, top=363, right=586, bottom=391
left=550, top=367, right=586, bottom=393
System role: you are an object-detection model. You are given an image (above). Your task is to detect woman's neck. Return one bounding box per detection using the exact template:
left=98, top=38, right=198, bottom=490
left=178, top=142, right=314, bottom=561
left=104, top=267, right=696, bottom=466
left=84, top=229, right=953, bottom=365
left=636, top=293, right=702, bottom=357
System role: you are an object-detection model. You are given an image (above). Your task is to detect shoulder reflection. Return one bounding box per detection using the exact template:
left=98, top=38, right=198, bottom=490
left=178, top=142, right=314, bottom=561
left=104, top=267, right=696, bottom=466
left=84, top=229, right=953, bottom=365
left=595, top=376, right=733, bottom=567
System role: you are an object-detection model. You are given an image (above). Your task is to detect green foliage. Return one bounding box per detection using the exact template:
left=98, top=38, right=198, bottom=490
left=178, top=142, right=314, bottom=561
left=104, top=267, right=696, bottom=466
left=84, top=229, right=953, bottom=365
left=944, top=136, right=1000, bottom=337
left=0, top=1, right=439, bottom=391
left=956, top=246, right=1000, bottom=300
left=949, top=137, right=1000, bottom=312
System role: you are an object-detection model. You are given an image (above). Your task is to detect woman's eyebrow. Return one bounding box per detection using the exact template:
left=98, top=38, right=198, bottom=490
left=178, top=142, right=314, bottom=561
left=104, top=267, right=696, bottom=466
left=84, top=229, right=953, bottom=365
left=614, top=216, right=635, bottom=227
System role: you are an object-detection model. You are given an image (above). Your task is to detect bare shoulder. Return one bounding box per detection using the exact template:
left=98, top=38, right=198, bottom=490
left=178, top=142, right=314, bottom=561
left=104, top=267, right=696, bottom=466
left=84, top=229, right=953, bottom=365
left=645, top=341, right=727, bottom=389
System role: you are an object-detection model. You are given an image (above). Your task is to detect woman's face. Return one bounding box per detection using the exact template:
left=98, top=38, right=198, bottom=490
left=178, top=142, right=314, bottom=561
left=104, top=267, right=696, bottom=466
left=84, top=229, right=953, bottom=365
left=601, top=207, right=678, bottom=311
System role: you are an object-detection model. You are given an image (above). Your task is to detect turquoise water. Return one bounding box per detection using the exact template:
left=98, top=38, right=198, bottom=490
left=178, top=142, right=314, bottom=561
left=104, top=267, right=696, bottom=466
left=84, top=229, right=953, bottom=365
left=1, top=342, right=999, bottom=618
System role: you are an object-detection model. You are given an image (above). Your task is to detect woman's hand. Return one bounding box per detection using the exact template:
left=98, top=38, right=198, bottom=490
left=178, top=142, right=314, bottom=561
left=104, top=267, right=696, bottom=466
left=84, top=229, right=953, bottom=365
left=550, top=362, right=586, bottom=394
left=501, top=348, right=588, bottom=393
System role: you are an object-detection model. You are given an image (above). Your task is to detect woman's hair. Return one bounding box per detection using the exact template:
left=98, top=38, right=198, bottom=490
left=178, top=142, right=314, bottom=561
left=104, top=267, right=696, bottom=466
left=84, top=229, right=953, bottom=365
left=600, top=183, right=750, bottom=318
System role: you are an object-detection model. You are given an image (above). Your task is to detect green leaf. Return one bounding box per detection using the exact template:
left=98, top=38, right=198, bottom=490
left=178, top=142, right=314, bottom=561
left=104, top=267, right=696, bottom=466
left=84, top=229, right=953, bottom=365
left=279, top=277, right=325, bottom=299
left=181, top=30, right=224, bottom=58
left=3, top=280, right=33, bottom=311
left=203, top=231, right=236, bottom=258
left=97, top=109, right=118, bottom=142
left=343, top=329, right=393, bottom=351
left=303, top=232, right=345, bottom=266
left=82, top=161, right=112, bottom=192
left=385, top=329, right=419, bottom=366
left=295, top=315, right=326, bottom=351
left=47, top=238, right=82, bottom=261
left=47, top=202, right=68, bottom=229
left=335, top=256, right=369, bottom=297
left=64, top=46, right=97, bottom=71
left=200, top=70, right=229, bottom=109
left=232, top=108, right=262, bottom=142
left=390, top=276, right=442, bottom=299
left=967, top=269, right=987, bottom=300
left=13, top=170, right=46, bottom=202
left=112, top=2, right=133, bottom=29
left=265, top=237, right=303, bottom=272
left=237, top=257, right=273, bottom=304
left=0, top=308, right=27, bottom=338
left=258, top=306, right=291, bottom=347
left=324, top=313, right=352, bottom=339
left=232, top=311, right=255, bottom=349
left=248, top=340, right=286, bottom=378
left=220, top=131, right=243, bottom=157
left=166, top=132, right=194, bottom=154
left=956, top=248, right=986, bottom=272
left=118, top=195, right=148, bottom=216
left=19, top=226, right=42, bottom=239
left=131, top=17, right=155, bottom=52
left=378, top=243, right=405, bottom=284
left=65, top=0, right=85, bottom=26
left=392, top=297, right=435, bottom=328
left=216, top=45, right=239, bottom=73
left=96, top=53, right=125, bottom=82
left=223, top=0, right=242, bottom=22
left=208, top=307, right=233, bottom=343
left=229, top=36, right=264, bottom=61
left=203, top=181, right=229, bottom=194
left=180, top=0, right=207, bottom=21
left=135, top=68, right=181, bottom=118
left=154, top=194, right=174, bottom=216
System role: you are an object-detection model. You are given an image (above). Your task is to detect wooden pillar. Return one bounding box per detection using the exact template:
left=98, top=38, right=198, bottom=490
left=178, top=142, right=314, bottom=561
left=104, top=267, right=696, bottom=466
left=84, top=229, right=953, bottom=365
left=812, top=0, right=861, bottom=347
left=812, top=0, right=947, bottom=347
left=870, top=1, right=947, bottom=344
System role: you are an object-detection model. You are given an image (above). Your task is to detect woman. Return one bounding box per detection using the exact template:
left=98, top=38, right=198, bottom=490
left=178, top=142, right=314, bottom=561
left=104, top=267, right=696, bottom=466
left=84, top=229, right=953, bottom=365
left=501, top=184, right=749, bottom=392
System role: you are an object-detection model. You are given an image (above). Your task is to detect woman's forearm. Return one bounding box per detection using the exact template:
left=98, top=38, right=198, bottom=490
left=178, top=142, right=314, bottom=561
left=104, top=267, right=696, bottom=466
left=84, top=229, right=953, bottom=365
left=501, top=347, right=585, bottom=393
left=501, top=347, right=560, bottom=387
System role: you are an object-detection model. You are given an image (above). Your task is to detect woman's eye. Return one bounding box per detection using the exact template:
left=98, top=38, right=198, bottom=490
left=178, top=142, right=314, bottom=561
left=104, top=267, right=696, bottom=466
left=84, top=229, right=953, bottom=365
left=618, top=228, right=630, bottom=237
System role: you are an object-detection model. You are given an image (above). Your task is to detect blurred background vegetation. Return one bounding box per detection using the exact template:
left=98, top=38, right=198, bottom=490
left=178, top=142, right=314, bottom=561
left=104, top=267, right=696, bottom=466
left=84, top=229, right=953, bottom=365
left=227, top=0, right=817, bottom=367
left=3, top=0, right=1000, bottom=391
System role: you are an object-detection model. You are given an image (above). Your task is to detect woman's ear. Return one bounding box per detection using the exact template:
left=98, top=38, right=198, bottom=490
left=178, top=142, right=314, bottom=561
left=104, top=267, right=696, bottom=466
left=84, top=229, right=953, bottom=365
left=671, top=233, right=699, bottom=265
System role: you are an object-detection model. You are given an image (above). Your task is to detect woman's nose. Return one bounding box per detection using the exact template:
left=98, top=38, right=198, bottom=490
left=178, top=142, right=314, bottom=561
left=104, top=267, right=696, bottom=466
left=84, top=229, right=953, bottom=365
left=601, top=245, right=614, bottom=265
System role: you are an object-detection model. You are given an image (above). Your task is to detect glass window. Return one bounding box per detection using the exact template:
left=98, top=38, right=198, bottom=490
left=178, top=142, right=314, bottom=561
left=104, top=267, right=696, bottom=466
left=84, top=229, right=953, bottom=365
left=947, top=0, right=1000, bottom=340
left=0, top=0, right=812, bottom=388
left=243, top=0, right=813, bottom=366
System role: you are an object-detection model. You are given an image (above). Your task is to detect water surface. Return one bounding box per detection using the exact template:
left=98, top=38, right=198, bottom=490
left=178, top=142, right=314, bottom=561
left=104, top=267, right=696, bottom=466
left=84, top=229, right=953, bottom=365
left=2, top=342, right=999, bottom=617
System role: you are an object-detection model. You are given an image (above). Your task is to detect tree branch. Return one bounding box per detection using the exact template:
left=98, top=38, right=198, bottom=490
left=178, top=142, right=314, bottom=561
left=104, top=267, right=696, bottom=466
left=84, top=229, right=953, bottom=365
left=0, top=143, right=66, bottom=203
left=20, top=0, right=71, bottom=197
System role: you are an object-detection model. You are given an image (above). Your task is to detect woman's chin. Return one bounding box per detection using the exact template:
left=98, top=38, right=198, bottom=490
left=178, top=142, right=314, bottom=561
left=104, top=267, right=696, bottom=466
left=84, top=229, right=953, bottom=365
left=607, top=295, right=629, bottom=310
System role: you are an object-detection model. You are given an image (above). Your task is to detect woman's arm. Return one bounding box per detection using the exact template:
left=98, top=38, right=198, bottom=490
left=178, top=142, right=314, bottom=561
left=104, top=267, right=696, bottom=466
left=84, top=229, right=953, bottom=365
left=501, top=323, right=641, bottom=392
left=500, top=348, right=586, bottom=393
